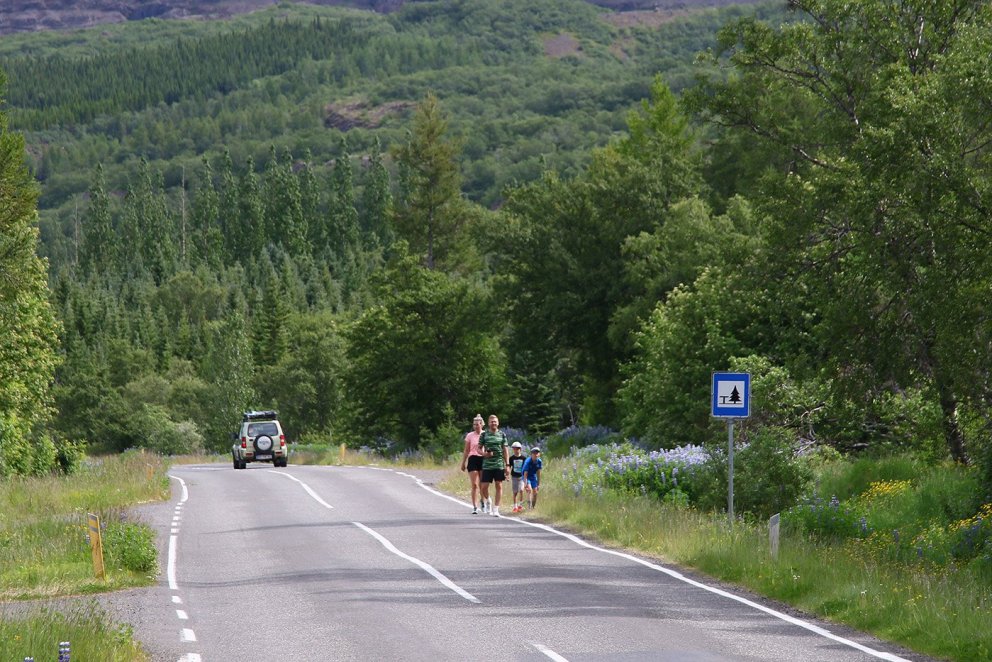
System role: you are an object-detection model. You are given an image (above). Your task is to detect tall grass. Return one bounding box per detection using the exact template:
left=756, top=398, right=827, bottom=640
left=0, top=450, right=169, bottom=600
left=0, top=450, right=170, bottom=659
left=0, top=601, right=147, bottom=661
left=439, top=463, right=992, bottom=661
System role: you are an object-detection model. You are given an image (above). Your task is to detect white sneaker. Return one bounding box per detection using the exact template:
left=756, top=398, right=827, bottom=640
left=492, top=507, right=500, bottom=518
left=481, top=500, right=488, bottom=514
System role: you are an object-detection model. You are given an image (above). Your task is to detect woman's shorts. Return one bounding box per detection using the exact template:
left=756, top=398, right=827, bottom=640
left=511, top=475, right=523, bottom=493
left=480, top=468, right=506, bottom=483
left=467, top=455, right=484, bottom=472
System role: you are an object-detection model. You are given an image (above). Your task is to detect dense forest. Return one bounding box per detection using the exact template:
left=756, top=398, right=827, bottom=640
left=1, top=0, right=991, bottom=512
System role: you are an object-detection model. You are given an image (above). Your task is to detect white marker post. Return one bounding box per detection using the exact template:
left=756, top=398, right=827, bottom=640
left=711, top=372, right=750, bottom=526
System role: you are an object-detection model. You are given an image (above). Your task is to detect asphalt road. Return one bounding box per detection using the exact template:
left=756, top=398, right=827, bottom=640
left=117, top=463, right=927, bottom=662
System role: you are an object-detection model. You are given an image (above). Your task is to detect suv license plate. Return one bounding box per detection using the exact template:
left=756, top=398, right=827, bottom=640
left=256, top=454, right=272, bottom=460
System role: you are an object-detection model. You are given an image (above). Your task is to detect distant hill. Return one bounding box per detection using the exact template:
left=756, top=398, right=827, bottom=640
left=0, top=0, right=757, bottom=35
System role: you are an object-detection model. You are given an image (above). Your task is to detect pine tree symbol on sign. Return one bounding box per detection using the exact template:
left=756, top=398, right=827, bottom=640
left=728, top=386, right=741, bottom=404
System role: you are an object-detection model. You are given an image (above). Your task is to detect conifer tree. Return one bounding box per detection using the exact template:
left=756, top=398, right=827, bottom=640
left=393, top=92, right=465, bottom=271
left=237, top=156, right=266, bottom=259
left=263, top=147, right=308, bottom=255
left=361, top=136, right=393, bottom=249
left=327, top=139, right=360, bottom=259
left=79, top=163, right=116, bottom=277
left=190, top=155, right=223, bottom=269
left=219, top=149, right=239, bottom=261
left=299, top=149, right=321, bottom=253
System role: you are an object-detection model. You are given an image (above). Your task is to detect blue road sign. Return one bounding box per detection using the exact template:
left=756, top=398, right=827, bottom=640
left=712, top=372, right=750, bottom=418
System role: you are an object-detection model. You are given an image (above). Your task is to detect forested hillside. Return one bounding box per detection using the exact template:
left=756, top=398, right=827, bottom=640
left=1, top=0, right=991, bottom=517
left=0, top=0, right=757, bottom=35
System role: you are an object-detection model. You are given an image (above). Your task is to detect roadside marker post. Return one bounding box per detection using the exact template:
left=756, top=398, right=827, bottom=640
left=711, top=372, right=750, bottom=525
left=87, top=513, right=106, bottom=580
left=769, top=513, right=780, bottom=560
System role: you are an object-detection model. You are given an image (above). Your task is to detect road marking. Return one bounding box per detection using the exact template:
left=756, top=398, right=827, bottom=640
left=181, top=628, right=197, bottom=642
left=531, top=642, right=569, bottom=661
left=270, top=470, right=334, bottom=509
left=178, top=655, right=201, bottom=662
left=176, top=609, right=188, bottom=620
left=167, top=476, right=187, bottom=591
left=172, top=595, right=182, bottom=604
left=352, top=522, right=480, bottom=603
left=401, top=471, right=909, bottom=662
left=167, top=534, right=179, bottom=590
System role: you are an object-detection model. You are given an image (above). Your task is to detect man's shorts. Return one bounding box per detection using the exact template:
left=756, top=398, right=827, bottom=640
left=511, top=475, right=523, bottom=493
left=480, top=468, right=506, bottom=483
left=466, top=455, right=484, bottom=472
left=526, top=477, right=539, bottom=490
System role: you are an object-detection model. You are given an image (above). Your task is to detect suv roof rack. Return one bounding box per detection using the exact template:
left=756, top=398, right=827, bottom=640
left=243, top=410, right=278, bottom=421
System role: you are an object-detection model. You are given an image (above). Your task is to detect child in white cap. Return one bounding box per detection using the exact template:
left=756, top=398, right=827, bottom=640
left=508, top=441, right=526, bottom=512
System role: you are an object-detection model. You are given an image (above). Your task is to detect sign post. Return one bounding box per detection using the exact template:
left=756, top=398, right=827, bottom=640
left=711, top=372, right=750, bottom=526
left=87, top=512, right=105, bottom=580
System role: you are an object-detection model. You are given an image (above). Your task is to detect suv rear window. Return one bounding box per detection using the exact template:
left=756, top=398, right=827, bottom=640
left=247, top=422, right=279, bottom=436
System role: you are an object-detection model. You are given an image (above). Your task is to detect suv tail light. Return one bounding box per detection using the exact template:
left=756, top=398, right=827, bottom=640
left=279, top=435, right=286, bottom=448
left=241, top=437, right=247, bottom=448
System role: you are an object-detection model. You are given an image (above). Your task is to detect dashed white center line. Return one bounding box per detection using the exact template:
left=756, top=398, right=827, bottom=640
left=532, top=642, right=569, bottom=661
left=181, top=628, right=197, bottom=643
left=353, top=521, right=479, bottom=603
left=178, top=655, right=202, bottom=662
left=269, top=470, right=334, bottom=509
left=176, top=609, right=188, bottom=620
left=172, top=595, right=182, bottom=604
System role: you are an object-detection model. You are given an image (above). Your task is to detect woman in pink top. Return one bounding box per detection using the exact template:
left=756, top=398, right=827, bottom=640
left=459, top=414, right=486, bottom=514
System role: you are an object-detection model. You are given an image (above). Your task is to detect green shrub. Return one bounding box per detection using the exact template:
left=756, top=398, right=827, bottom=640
left=732, top=427, right=812, bottom=519
left=140, top=405, right=205, bottom=456
left=815, top=454, right=919, bottom=502
left=54, top=436, right=86, bottom=474
left=104, top=521, right=158, bottom=574
left=545, top=425, right=624, bottom=457
left=783, top=494, right=864, bottom=540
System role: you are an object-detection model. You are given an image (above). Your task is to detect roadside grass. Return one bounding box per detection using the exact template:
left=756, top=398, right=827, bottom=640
left=438, top=464, right=992, bottom=661
left=292, top=443, right=451, bottom=469
left=0, top=450, right=170, bottom=659
left=0, top=449, right=169, bottom=601
left=0, top=600, right=147, bottom=661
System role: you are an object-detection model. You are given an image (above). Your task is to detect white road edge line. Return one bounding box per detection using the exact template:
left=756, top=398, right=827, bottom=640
left=167, top=475, right=188, bottom=592
left=531, top=642, right=569, bottom=662
left=352, top=521, right=480, bottom=603
left=400, top=470, right=909, bottom=662
left=270, top=470, right=334, bottom=509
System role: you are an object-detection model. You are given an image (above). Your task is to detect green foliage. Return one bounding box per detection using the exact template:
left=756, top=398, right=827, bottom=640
left=393, top=92, right=468, bottom=271
left=499, top=77, right=705, bottom=425
left=0, top=73, right=61, bottom=476
left=343, top=246, right=505, bottom=447
left=617, top=268, right=757, bottom=447
left=689, top=0, right=992, bottom=463
left=104, top=521, right=158, bottom=574
left=731, top=427, right=812, bottom=519
left=255, top=312, right=347, bottom=440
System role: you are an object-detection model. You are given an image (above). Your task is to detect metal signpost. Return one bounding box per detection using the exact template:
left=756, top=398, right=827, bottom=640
left=711, top=372, right=750, bottom=525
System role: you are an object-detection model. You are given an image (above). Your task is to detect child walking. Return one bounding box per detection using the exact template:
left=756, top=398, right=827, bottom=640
left=508, top=441, right=526, bottom=513
left=521, top=447, right=542, bottom=509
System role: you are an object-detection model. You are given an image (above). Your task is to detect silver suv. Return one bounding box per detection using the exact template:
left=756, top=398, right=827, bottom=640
left=232, top=410, right=289, bottom=469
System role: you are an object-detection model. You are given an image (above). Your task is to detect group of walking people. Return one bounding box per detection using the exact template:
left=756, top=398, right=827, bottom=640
left=459, top=414, right=542, bottom=518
